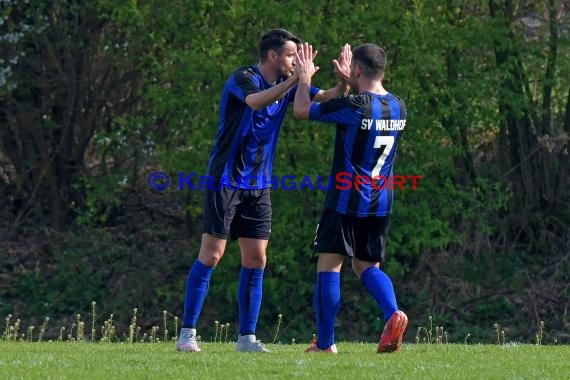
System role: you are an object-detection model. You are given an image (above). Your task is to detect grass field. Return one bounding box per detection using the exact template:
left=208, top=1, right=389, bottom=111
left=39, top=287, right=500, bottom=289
left=0, top=342, right=568, bottom=379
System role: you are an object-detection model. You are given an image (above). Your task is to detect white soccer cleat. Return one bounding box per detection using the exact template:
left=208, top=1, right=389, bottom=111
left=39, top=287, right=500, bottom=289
left=236, top=335, right=270, bottom=352
left=176, top=328, right=201, bottom=352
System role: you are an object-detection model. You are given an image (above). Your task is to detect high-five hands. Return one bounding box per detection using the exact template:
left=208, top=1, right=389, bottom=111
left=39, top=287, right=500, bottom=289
left=295, top=42, right=320, bottom=84
left=333, top=43, right=351, bottom=83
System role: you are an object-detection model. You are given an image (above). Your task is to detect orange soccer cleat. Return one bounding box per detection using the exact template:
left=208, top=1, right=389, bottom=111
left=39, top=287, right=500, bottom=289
left=377, top=310, right=408, bottom=353
left=305, top=341, right=338, bottom=354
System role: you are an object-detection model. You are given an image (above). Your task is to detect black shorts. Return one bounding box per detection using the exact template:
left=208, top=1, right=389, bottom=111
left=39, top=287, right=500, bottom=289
left=313, top=208, right=391, bottom=263
left=201, top=186, right=272, bottom=240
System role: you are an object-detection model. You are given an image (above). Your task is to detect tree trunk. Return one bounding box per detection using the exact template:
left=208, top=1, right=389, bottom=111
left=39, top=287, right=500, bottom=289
left=2, top=2, right=142, bottom=231
left=489, top=0, right=541, bottom=213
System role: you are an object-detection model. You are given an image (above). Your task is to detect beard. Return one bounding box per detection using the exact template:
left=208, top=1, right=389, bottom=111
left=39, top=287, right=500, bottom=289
left=280, top=65, right=295, bottom=77
left=277, top=67, right=294, bottom=82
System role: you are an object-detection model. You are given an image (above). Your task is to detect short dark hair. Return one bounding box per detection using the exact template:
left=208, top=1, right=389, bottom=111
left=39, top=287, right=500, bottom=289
left=259, top=29, right=301, bottom=62
left=353, top=43, right=387, bottom=79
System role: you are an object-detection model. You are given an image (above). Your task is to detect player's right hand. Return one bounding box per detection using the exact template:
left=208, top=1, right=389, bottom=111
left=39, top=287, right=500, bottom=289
left=295, top=42, right=320, bottom=83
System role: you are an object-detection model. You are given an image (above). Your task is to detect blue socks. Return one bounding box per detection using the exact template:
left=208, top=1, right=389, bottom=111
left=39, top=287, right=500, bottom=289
left=182, top=260, right=215, bottom=328
left=361, top=266, right=398, bottom=322
left=182, top=262, right=265, bottom=334
left=314, top=272, right=341, bottom=350
left=311, top=267, right=397, bottom=348
left=238, top=267, right=264, bottom=335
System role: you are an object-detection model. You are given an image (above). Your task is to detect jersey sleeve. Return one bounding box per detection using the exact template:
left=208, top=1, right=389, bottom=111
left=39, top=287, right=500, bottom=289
left=287, top=84, right=320, bottom=102
left=230, top=69, right=260, bottom=102
left=308, top=95, right=364, bottom=125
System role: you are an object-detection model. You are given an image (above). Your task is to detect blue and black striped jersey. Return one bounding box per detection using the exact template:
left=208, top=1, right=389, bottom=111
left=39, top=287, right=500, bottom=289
left=309, top=92, right=407, bottom=216
left=207, top=65, right=319, bottom=189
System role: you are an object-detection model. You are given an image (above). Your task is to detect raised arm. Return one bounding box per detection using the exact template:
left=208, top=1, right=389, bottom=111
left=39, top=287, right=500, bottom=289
left=293, top=43, right=320, bottom=120
left=312, top=43, right=352, bottom=102
left=245, top=73, right=299, bottom=110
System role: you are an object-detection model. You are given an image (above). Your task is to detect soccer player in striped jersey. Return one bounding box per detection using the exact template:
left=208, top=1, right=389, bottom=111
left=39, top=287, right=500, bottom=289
left=294, top=42, right=408, bottom=353
left=176, top=29, right=350, bottom=353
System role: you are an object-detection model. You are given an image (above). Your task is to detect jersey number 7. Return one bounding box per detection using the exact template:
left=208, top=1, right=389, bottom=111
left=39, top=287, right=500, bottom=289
left=371, top=135, right=395, bottom=178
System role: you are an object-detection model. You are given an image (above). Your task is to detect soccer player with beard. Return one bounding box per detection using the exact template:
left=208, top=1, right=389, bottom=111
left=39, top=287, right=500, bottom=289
left=176, top=29, right=350, bottom=353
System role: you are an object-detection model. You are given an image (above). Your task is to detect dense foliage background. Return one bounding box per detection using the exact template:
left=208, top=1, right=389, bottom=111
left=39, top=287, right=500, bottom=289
left=1, top=0, right=569, bottom=344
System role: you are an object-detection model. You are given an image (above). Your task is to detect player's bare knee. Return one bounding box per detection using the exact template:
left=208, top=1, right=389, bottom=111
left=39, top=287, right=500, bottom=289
left=351, top=261, right=365, bottom=278
left=242, top=253, right=266, bottom=269
left=241, top=247, right=267, bottom=269
left=198, top=233, right=227, bottom=266
left=352, top=258, right=378, bottom=279
left=198, top=249, right=224, bottom=267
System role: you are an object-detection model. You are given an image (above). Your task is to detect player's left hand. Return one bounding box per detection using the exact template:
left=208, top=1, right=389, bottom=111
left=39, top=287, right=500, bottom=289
left=333, top=43, right=351, bottom=82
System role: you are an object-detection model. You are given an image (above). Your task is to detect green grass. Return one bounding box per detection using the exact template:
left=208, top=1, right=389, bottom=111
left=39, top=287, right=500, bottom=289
left=0, top=342, right=568, bottom=379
